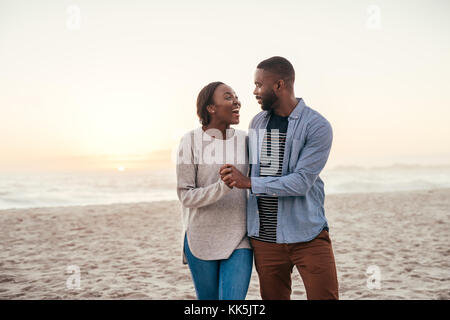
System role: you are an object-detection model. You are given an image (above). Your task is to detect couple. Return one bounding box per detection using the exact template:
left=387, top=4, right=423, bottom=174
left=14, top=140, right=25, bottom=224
left=176, top=56, right=339, bottom=300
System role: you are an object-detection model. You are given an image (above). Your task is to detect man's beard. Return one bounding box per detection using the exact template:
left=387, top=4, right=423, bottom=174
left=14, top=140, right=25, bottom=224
left=261, top=90, right=278, bottom=111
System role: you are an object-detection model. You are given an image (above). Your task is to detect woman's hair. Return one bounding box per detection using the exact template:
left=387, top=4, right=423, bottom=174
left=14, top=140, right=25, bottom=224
left=196, top=81, right=224, bottom=126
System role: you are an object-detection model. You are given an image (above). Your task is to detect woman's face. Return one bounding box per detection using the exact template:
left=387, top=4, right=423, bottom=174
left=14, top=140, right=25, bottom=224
left=209, top=84, right=241, bottom=126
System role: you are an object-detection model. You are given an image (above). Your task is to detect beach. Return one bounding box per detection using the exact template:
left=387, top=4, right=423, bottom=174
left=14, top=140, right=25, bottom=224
left=1, top=188, right=449, bottom=300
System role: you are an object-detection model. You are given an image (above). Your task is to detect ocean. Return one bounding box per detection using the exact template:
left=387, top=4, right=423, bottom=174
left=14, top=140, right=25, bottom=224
left=1, top=165, right=450, bottom=210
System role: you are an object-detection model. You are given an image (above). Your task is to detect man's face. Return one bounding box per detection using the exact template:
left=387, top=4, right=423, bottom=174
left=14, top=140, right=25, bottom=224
left=253, top=68, right=278, bottom=112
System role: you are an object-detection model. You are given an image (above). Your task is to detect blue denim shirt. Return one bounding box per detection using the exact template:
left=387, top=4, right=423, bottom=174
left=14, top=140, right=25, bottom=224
left=247, top=98, right=333, bottom=243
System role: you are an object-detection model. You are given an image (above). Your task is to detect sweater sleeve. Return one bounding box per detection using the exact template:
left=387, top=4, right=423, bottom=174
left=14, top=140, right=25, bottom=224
left=176, top=134, right=232, bottom=208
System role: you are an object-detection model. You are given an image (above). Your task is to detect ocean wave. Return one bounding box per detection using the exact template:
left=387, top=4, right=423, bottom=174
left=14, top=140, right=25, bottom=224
left=1, top=166, right=449, bottom=210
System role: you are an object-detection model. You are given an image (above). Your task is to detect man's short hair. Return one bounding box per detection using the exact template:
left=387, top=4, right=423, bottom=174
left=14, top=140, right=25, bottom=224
left=257, top=56, right=295, bottom=85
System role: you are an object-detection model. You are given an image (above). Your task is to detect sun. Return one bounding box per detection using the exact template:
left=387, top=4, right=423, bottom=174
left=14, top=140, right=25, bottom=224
left=117, top=166, right=125, bottom=172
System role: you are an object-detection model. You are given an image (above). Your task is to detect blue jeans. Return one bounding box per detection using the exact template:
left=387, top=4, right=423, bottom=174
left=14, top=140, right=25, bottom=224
left=184, top=234, right=253, bottom=300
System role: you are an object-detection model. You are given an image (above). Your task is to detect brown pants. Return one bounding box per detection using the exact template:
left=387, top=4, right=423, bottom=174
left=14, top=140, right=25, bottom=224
left=250, top=229, right=339, bottom=300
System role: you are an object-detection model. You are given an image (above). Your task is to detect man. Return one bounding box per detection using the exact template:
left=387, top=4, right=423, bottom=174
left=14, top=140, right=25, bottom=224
left=220, top=56, right=339, bottom=300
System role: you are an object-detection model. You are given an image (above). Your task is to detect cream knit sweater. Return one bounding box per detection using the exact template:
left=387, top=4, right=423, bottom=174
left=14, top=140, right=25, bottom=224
left=176, top=127, right=250, bottom=264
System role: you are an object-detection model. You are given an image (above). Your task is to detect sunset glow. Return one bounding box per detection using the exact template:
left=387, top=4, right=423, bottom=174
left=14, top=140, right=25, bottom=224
left=1, top=0, right=449, bottom=172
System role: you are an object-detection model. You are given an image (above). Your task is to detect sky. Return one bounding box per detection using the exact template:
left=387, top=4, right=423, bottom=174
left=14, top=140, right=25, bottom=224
left=1, top=0, right=449, bottom=172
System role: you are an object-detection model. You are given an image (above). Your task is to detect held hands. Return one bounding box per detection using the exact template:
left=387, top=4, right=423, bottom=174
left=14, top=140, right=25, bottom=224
left=219, top=164, right=251, bottom=189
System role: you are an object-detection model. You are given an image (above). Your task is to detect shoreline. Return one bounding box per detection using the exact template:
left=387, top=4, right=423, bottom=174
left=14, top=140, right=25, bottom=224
left=2, top=187, right=450, bottom=213
left=1, top=188, right=449, bottom=299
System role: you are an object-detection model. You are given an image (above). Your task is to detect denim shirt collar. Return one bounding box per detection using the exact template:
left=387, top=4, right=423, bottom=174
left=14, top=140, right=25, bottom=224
left=264, top=98, right=306, bottom=120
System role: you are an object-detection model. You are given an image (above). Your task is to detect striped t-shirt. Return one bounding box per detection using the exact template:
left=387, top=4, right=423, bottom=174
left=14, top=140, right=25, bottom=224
left=251, top=113, right=289, bottom=243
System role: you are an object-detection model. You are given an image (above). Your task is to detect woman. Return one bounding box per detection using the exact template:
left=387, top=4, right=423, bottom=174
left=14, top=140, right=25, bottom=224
left=176, top=81, right=252, bottom=300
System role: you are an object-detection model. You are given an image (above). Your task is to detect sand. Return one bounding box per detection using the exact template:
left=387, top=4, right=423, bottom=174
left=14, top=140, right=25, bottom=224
left=0, top=189, right=449, bottom=300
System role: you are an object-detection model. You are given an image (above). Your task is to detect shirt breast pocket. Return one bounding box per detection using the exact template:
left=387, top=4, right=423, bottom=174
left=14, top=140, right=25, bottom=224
left=288, top=138, right=305, bottom=171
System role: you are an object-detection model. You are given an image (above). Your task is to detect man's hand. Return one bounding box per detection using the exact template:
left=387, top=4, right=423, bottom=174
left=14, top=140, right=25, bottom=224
left=219, top=164, right=251, bottom=189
